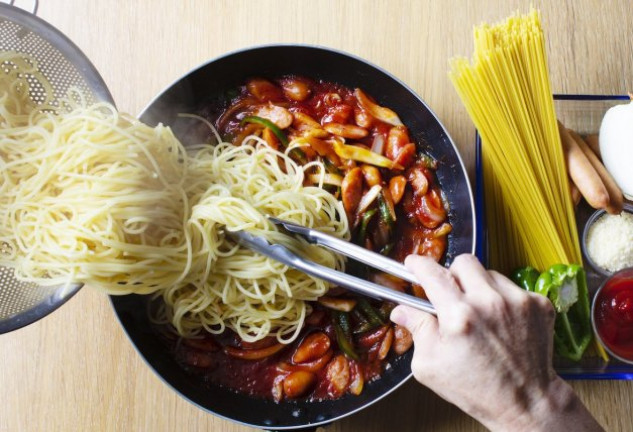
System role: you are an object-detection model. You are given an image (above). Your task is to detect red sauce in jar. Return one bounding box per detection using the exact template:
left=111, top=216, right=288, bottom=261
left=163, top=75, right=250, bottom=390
left=594, top=269, right=633, bottom=361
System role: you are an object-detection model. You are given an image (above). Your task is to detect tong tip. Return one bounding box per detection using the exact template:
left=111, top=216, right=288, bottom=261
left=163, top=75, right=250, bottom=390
left=266, top=216, right=306, bottom=233
left=266, top=215, right=283, bottom=225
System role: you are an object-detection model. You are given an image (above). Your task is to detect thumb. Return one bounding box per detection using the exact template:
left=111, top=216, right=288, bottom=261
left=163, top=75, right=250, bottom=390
left=390, top=305, right=439, bottom=346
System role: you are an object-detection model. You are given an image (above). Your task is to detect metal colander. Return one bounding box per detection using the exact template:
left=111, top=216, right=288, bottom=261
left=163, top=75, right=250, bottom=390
left=0, top=1, right=113, bottom=333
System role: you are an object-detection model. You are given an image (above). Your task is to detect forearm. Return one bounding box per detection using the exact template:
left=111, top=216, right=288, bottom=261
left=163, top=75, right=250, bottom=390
left=482, top=378, right=604, bottom=432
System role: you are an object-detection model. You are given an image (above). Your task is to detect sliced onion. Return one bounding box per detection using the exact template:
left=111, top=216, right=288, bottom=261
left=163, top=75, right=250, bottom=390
left=318, top=296, right=357, bottom=312
left=354, top=89, right=403, bottom=126
left=356, top=184, right=382, bottom=215
left=308, top=173, right=343, bottom=187
left=371, top=134, right=385, bottom=155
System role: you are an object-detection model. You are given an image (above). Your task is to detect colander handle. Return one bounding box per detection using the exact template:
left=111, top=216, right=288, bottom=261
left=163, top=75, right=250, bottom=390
left=8, top=0, right=38, bottom=15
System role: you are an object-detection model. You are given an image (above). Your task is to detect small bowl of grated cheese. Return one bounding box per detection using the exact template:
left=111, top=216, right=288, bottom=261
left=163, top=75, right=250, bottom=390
left=583, top=203, right=633, bottom=276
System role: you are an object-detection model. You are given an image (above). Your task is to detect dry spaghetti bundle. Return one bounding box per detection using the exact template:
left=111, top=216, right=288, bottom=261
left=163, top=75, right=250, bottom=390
left=449, top=10, right=581, bottom=273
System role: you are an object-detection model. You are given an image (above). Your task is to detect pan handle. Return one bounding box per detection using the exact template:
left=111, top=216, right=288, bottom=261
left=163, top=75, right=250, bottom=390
left=8, top=0, right=38, bottom=15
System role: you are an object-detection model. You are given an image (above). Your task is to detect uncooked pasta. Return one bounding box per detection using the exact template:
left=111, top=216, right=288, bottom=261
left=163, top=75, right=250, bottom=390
left=448, top=10, right=581, bottom=273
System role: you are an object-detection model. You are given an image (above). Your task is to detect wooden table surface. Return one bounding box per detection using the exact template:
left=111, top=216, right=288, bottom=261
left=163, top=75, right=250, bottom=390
left=2, top=0, right=633, bottom=431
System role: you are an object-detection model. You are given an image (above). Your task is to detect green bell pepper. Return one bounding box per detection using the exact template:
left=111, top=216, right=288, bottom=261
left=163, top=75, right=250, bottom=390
left=535, top=264, right=583, bottom=314
left=535, top=264, right=592, bottom=362
left=241, top=115, right=289, bottom=146
left=377, top=192, right=394, bottom=230
left=511, top=266, right=540, bottom=292
left=357, top=209, right=377, bottom=244
left=332, top=311, right=359, bottom=360
left=351, top=308, right=374, bottom=334
left=356, top=298, right=385, bottom=327
left=241, top=115, right=306, bottom=163
left=514, top=264, right=592, bottom=362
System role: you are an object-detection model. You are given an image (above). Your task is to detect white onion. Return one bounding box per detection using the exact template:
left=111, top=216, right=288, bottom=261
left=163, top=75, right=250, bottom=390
left=356, top=184, right=382, bottom=215
left=371, top=134, right=385, bottom=155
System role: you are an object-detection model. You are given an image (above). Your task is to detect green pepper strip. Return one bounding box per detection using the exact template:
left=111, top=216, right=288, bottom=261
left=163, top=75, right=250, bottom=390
left=332, top=311, right=359, bottom=360
left=351, top=308, right=378, bottom=334
left=241, top=115, right=289, bottom=146
left=338, top=310, right=353, bottom=338
left=377, top=193, right=394, bottom=229
left=289, top=148, right=308, bottom=164
left=357, top=209, right=377, bottom=243
left=511, top=266, right=540, bottom=292
left=242, top=115, right=307, bottom=163
left=324, top=158, right=342, bottom=176
left=535, top=264, right=592, bottom=362
left=357, top=298, right=384, bottom=326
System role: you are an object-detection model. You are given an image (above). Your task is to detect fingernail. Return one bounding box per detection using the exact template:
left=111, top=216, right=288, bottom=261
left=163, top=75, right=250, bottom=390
left=390, top=306, right=406, bottom=326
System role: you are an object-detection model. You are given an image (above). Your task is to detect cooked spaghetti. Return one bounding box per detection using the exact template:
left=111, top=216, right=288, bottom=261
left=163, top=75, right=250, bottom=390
left=0, top=51, right=348, bottom=343
left=0, top=101, right=192, bottom=292
left=448, top=10, right=581, bottom=273
left=1, top=51, right=54, bottom=126
left=158, top=140, right=348, bottom=343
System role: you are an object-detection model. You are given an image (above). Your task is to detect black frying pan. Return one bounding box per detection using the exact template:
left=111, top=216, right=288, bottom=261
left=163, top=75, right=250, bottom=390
left=110, top=45, right=475, bottom=430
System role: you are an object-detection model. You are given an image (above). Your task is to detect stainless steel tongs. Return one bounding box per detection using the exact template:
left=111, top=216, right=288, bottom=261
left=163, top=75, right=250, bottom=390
left=230, top=217, right=436, bottom=315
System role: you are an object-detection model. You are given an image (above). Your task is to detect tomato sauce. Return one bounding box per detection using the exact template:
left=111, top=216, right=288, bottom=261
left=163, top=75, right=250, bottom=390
left=166, top=309, right=387, bottom=401
left=594, top=269, right=633, bottom=361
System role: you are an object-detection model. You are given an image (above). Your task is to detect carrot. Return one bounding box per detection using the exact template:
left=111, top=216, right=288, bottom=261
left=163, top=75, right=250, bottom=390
left=584, top=134, right=601, bottom=158
left=568, top=129, right=623, bottom=214
left=558, top=121, right=609, bottom=210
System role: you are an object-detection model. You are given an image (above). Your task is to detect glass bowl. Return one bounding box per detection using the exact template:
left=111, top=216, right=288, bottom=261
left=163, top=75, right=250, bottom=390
left=582, top=203, right=633, bottom=277
left=591, top=267, right=633, bottom=365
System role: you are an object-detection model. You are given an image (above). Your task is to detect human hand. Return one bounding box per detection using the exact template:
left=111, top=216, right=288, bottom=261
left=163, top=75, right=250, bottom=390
left=390, top=254, right=603, bottom=432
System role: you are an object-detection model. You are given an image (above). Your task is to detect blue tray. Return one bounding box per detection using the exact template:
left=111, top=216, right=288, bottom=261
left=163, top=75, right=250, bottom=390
left=474, top=94, right=633, bottom=380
